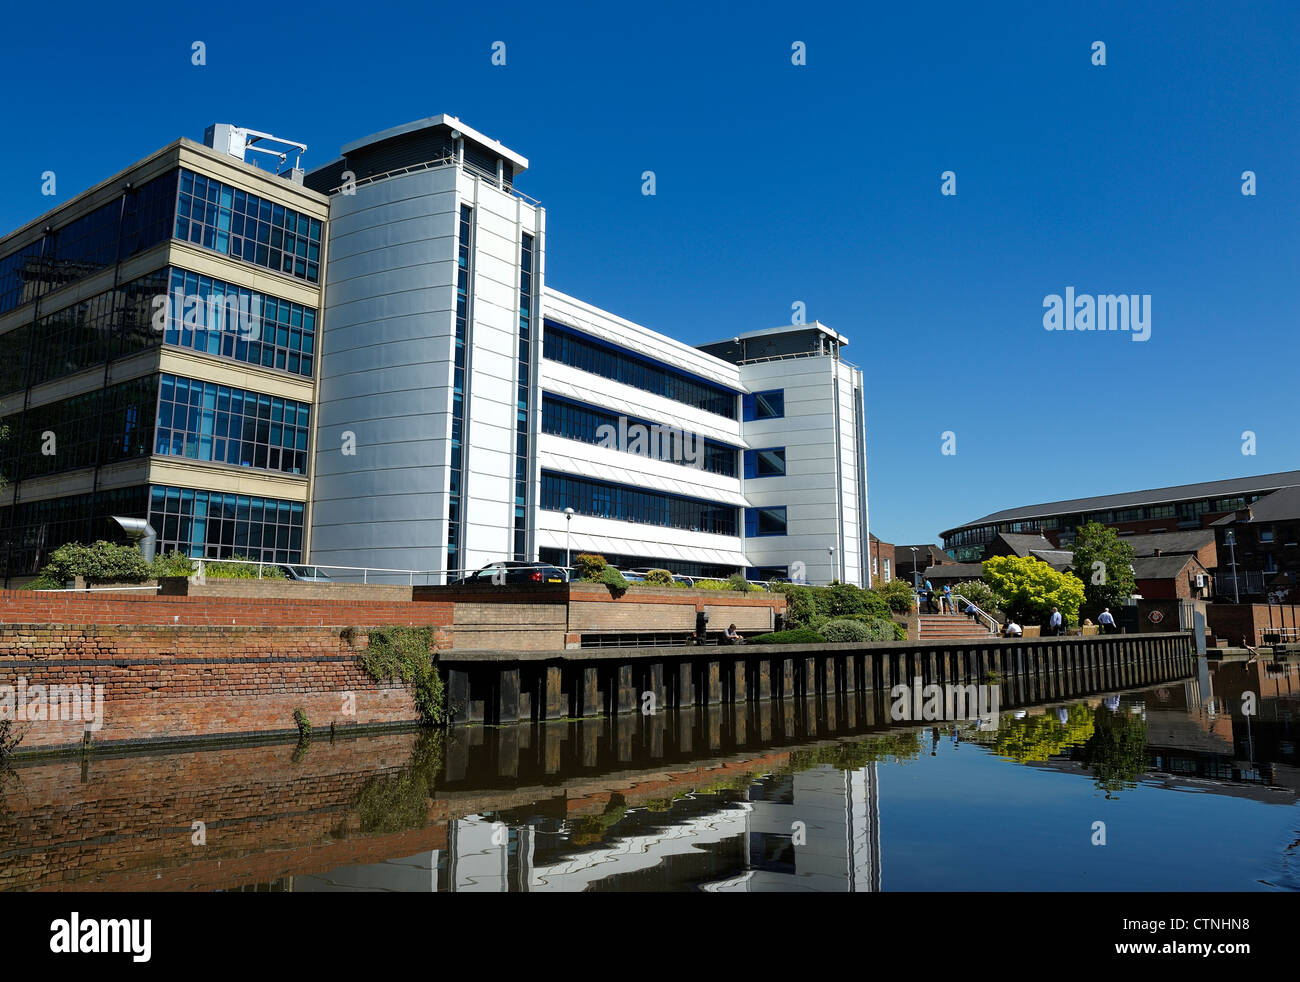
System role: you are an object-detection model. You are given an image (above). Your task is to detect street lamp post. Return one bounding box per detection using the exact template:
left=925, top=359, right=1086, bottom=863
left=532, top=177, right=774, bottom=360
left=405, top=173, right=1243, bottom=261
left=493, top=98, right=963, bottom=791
left=909, top=547, right=920, bottom=588
left=564, top=507, right=575, bottom=578
left=828, top=545, right=836, bottom=585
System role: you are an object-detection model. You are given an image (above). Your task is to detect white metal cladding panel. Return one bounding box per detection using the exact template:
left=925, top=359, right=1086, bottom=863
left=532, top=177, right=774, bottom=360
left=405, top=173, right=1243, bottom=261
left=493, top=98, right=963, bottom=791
left=324, top=166, right=459, bottom=237
left=317, top=309, right=455, bottom=357
left=736, top=356, right=868, bottom=584
left=311, top=172, right=464, bottom=572
left=324, top=278, right=456, bottom=326
left=325, top=233, right=456, bottom=285
left=313, top=333, right=454, bottom=378
left=310, top=492, right=445, bottom=526
left=312, top=418, right=452, bottom=469
left=308, top=464, right=449, bottom=499
left=456, top=172, right=542, bottom=572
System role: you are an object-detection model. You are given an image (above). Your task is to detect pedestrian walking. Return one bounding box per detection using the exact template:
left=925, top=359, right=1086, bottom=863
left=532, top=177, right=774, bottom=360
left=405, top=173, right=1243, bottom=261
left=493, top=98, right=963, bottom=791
left=942, top=583, right=953, bottom=613
left=1098, top=608, right=1116, bottom=634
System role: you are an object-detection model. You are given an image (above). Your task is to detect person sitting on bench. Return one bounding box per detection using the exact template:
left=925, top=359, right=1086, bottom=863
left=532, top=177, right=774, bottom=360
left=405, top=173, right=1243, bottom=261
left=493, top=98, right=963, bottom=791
left=724, top=623, right=745, bottom=644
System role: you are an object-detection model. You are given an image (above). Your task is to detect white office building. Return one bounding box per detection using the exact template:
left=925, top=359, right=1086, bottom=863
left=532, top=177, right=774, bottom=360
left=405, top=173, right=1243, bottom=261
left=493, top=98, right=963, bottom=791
left=303, top=115, right=870, bottom=585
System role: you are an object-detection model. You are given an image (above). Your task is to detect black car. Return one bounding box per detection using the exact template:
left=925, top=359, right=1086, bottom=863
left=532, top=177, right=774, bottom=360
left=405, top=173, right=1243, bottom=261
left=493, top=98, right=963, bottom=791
left=451, top=561, right=569, bottom=586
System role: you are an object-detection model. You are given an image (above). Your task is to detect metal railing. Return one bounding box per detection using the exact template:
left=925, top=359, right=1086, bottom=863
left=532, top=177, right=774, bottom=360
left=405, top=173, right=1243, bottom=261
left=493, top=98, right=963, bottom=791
left=329, top=154, right=542, bottom=206
left=738, top=351, right=860, bottom=370
left=951, top=594, right=1000, bottom=634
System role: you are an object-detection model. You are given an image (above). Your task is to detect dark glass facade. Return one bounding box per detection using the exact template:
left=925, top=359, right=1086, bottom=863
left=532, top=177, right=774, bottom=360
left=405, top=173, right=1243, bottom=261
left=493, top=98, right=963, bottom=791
left=162, top=268, right=316, bottom=377
left=0, top=268, right=167, bottom=395
left=156, top=374, right=311, bottom=475
left=513, top=233, right=535, bottom=561
left=0, top=485, right=150, bottom=578
left=0, top=170, right=177, bottom=317
left=175, top=170, right=321, bottom=282
left=447, top=204, right=473, bottom=575
left=541, top=394, right=738, bottom=477
left=0, top=375, right=155, bottom=482
left=543, top=320, right=738, bottom=419
left=540, top=470, right=737, bottom=536
left=149, top=485, right=303, bottom=562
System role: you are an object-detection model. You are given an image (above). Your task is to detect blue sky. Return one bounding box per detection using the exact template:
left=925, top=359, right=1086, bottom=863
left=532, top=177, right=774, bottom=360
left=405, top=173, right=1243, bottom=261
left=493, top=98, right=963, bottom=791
left=2, top=0, right=1296, bottom=546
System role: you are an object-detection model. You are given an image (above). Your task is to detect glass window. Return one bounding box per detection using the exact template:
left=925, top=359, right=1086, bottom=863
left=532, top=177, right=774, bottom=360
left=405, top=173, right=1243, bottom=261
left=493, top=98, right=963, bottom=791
left=175, top=169, right=320, bottom=283
left=542, top=320, right=738, bottom=419
left=148, top=484, right=304, bottom=563
left=743, top=390, right=784, bottom=421
left=745, top=447, right=786, bottom=478
left=541, top=470, right=737, bottom=536
left=745, top=506, right=787, bottom=537
left=541, top=394, right=739, bottom=477
left=154, top=372, right=309, bottom=475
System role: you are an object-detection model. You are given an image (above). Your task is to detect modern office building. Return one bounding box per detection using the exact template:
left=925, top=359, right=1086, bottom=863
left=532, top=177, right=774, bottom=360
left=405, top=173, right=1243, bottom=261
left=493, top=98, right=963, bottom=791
left=940, top=470, right=1300, bottom=563
left=0, top=131, right=328, bottom=583
left=301, top=114, right=868, bottom=585
left=0, top=114, right=870, bottom=586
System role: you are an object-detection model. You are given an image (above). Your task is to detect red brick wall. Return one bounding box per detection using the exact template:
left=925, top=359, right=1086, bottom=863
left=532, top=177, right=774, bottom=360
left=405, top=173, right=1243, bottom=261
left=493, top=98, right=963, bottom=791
left=1206, top=604, right=1300, bottom=646
left=0, top=592, right=454, bottom=750
left=0, top=589, right=454, bottom=628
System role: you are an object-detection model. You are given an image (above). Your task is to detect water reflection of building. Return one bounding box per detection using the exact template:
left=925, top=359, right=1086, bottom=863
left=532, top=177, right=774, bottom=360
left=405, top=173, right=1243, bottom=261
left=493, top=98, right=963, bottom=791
left=293, top=763, right=882, bottom=892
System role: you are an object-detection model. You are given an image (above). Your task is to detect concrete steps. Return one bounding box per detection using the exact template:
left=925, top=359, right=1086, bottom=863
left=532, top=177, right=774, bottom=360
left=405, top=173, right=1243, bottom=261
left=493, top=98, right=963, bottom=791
left=918, top=613, right=995, bottom=640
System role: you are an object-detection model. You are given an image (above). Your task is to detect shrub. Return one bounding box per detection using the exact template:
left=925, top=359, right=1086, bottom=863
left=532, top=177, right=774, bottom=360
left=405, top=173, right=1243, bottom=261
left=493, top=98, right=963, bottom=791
left=771, top=583, right=818, bottom=627
left=876, top=578, right=917, bottom=614
left=205, top=554, right=286, bottom=579
left=951, top=579, right=999, bottom=617
left=292, top=707, right=312, bottom=741
left=41, top=540, right=151, bottom=585
left=643, top=568, right=675, bottom=586
left=150, top=550, right=196, bottom=579
left=748, top=627, right=825, bottom=645
left=691, top=578, right=730, bottom=591
left=360, top=626, right=447, bottom=726
left=599, top=566, right=629, bottom=593
left=20, top=572, right=65, bottom=591
left=574, top=553, right=607, bottom=581
left=726, top=572, right=752, bottom=592
left=821, top=618, right=873, bottom=642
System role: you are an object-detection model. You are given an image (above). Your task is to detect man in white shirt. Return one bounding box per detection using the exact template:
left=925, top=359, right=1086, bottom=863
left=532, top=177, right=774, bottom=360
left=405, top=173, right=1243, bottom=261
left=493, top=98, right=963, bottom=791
left=1098, top=608, right=1116, bottom=634
left=1003, top=619, right=1022, bottom=637
left=1049, top=607, right=1064, bottom=636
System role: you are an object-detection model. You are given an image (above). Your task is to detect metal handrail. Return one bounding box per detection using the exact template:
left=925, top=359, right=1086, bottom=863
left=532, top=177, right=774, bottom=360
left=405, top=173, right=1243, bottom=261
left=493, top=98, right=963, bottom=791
left=738, top=351, right=860, bottom=370
left=951, top=594, right=1000, bottom=634
left=329, top=155, right=542, bottom=206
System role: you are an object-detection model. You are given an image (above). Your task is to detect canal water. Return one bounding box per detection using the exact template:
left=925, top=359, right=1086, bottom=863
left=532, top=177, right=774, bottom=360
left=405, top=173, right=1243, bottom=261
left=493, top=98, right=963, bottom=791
left=1, top=656, right=1296, bottom=892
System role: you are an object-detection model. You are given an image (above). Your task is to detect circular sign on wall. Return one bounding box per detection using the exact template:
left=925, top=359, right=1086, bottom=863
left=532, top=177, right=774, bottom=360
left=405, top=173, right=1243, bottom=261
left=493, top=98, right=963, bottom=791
left=1147, top=610, right=1165, bottom=624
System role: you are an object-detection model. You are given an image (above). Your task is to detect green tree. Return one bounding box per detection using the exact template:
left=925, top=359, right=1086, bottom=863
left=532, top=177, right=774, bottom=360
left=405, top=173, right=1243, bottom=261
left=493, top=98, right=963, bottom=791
left=1070, top=521, right=1136, bottom=621
left=982, top=555, right=1084, bottom=627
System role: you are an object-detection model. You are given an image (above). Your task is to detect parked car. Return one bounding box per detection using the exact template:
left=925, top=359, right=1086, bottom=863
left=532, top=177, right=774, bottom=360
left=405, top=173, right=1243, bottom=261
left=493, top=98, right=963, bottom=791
left=451, top=561, right=569, bottom=585
left=279, top=564, right=332, bottom=582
